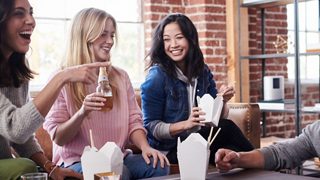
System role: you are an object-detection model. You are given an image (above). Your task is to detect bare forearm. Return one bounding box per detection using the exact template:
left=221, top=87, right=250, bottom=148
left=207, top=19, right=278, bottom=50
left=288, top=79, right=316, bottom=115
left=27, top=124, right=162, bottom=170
left=33, top=71, right=67, bottom=117
left=169, top=121, right=187, bottom=136
left=130, top=129, right=149, bottom=150
left=53, top=110, right=86, bottom=146
left=238, top=150, right=265, bottom=169
left=221, top=102, right=229, bottom=119
left=30, top=152, right=52, bottom=173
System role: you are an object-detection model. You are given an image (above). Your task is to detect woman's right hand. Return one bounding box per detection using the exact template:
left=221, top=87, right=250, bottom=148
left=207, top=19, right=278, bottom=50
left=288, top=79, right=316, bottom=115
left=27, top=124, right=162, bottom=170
left=183, top=107, right=206, bottom=130
left=62, top=62, right=111, bottom=84
left=79, top=92, right=106, bottom=116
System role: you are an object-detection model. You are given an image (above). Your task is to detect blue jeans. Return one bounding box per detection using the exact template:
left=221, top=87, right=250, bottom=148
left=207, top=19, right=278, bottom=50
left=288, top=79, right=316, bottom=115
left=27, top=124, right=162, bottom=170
left=65, top=153, right=169, bottom=180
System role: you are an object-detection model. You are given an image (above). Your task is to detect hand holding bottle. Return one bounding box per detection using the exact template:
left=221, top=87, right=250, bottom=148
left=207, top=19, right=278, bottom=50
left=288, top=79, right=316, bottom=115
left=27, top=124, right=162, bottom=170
left=96, top=67, right=113, bottom=111
left=79, top=92, right=106, bottom=115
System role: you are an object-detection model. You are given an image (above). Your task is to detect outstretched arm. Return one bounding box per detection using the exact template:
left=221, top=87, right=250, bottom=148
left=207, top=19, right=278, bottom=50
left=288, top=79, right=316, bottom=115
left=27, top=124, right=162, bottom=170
left=215, top=148, right=264, bottom=173
left=33, top=62, right=110, bottom=117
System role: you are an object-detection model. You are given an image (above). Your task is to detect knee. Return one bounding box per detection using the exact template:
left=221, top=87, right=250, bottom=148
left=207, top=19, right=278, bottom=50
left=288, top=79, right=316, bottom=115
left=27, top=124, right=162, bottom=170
left=16, top=158, right=38, bottom=174
left=219, top=119, right=237, bottom=129
left=151, top=164, right=170, bottom=177
left=3, top=158, right=38, bottom=180
left=143, top=160, right=170, bottom=178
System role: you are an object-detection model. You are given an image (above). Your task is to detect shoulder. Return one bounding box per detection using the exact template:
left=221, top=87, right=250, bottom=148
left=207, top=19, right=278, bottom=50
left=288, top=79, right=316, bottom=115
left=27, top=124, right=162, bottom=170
left=203, top=64, right=212, bottom=75
left=110, top=66, right=130, bottom=80
left=141, top=65, right=167, bottom=91
left=111, top=66, right=127, bottom=76
left=147, top=65, right=167, bottom=80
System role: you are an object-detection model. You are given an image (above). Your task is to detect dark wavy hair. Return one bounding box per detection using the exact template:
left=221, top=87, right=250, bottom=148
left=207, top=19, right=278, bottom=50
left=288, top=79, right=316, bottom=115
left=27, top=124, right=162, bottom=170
left=146, top=13, right=204, bottom=82
left=0, top=0, right=35, bottom=87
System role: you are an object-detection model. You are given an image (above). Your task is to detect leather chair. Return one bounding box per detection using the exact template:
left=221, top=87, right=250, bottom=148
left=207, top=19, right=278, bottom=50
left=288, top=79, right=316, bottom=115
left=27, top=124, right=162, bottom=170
left=34, top=91, right=261, bottom=173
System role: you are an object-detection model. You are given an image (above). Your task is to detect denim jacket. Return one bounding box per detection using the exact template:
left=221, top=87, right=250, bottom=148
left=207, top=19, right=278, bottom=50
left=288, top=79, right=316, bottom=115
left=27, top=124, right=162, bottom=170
left=140, top=65, right=217, bottom=151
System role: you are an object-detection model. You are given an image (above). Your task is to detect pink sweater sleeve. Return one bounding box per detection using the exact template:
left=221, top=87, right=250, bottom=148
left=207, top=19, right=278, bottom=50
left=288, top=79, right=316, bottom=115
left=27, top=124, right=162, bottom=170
left=124, top=72, right=147, bottom=138
left=43, top=89, right=70, bottom=140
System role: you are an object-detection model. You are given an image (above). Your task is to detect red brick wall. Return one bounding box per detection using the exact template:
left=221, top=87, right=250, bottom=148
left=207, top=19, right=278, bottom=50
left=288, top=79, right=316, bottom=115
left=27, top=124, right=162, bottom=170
left=143, top=1, right=320, bottom=138
left=248, top=6, right=288, bottom=102
left=143, top=0, right=228, bottom=87
left=247, top=6, right=320, bottom=137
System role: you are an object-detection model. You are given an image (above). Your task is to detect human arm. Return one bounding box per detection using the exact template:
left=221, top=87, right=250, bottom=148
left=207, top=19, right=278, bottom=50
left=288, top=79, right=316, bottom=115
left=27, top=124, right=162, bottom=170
left=45, top=89, right=106, bottom=146
left=130, top=129, right=170, bottom=168
left=218, top=84, right=235, bottom=119
left=168, top=106, right=205, bottom=136
left=201, top=66, right=232, bottom=119
left=216, top=121, right=320, bottom=172
left=11, top=135, right=82, bottom=179
left=0, top=91, right=44, bottom=143
left=33, top=62, right=110, bottom=118
left=141, top=66, right=204, bottom=140
left=215, top=148, right=264, bottom=172
left=30, top=152, right=83, bottom=180
left=260, top=122, right=318, bottom=170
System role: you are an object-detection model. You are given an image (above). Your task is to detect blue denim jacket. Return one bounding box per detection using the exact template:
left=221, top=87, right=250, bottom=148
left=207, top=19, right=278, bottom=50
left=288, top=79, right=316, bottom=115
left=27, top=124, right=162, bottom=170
left=140, top=65, right=217, bottom=151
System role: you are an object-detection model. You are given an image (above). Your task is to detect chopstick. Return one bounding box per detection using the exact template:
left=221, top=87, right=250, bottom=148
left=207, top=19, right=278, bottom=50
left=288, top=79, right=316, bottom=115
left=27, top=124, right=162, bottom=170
left=208, top=127, right=221, bottom=146
left=89, top=129, right=95, bottom=148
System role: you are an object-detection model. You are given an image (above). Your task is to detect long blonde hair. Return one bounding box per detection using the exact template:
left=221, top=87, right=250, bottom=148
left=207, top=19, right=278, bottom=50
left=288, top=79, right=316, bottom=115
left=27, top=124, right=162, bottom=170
left=61, top=8, right=118, bottom=110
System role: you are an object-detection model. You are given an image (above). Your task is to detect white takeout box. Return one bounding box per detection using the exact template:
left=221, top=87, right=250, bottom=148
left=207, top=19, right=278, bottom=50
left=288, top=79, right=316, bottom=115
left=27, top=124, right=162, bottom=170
left=81, top=142, right=123, bottom=180
left=198, top=94, right=223, bottom=127
left=177, top=133, right=210, bottom=180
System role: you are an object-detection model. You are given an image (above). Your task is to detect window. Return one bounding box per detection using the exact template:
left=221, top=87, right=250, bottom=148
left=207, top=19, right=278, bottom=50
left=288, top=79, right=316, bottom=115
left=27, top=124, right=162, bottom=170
left=287, top=1, right=320, bottom=81
left=28, top=0, right=144, bottom=90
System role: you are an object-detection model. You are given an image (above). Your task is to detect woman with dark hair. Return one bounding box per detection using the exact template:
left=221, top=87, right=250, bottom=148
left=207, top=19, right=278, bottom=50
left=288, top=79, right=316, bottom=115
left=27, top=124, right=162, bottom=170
left=0, top=0, right=108, bottom=179
left=141, top=13, right=254, bottom=165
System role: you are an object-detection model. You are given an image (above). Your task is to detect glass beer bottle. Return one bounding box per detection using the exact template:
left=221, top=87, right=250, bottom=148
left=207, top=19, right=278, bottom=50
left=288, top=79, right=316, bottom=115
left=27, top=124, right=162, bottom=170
left=96, top=67, right=113, bottom=111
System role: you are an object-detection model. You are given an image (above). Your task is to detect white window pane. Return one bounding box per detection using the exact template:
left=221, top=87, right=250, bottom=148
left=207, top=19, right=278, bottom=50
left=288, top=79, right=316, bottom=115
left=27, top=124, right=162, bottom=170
left=287, top=1, right=320, bottom=81
left=112, top=23, right=145, bottom=86
left=28, top=0, right=143, bottom=90
left=29, top=0, right=141, bottom=22
left=29, top=19, right=69, bottom=88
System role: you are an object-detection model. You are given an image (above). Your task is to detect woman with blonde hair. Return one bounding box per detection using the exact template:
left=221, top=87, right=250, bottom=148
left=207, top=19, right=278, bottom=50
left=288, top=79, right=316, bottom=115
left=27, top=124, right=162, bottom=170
left=44, top=8, right=169, bottom=180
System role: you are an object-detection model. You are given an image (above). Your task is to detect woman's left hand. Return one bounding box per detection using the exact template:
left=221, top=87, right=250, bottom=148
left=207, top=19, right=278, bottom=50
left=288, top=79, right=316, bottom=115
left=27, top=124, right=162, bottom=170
left=141, top=146, right=170, bottom=168
left=49, top=166, right=83, bottom=180
left=219, top=85, right=235, bottom=102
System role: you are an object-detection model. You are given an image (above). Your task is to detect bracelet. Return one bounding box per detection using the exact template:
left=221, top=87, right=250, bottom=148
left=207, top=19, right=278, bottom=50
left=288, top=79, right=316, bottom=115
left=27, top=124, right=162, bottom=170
left=43, top=160, right=52, bottom=170
left=48, top=165, right=59, bottom=177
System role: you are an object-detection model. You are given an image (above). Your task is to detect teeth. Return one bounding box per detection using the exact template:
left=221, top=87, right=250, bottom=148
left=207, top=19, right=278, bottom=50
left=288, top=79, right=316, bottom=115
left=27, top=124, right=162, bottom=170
left=20, top=31, right=32, bottom=35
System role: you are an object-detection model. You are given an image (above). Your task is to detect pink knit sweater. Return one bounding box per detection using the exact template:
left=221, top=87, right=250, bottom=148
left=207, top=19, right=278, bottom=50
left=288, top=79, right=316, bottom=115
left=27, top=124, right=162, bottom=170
left=44, top=67, right=145, bottom=166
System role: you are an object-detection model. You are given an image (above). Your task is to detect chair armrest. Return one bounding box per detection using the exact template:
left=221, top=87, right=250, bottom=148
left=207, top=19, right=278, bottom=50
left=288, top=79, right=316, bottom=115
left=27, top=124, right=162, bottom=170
left=227, top=103, right=261, bottom=148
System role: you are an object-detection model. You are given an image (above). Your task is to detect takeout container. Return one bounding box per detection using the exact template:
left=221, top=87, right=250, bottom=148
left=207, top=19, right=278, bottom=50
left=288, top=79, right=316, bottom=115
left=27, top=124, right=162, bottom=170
left=81, top=142, right=123, bottom=180
left=177, top=133, right=210, bottom=180
left=198, top=94, right=223, bottom=127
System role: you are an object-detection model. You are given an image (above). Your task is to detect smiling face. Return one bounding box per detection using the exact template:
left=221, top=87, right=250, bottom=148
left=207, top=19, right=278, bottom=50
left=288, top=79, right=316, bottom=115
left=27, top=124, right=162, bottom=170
left=163, top=22, right=189, bottom=68
left=92, top=18, right=115, bottom=62
left=1, top=0, right=35, bottom=60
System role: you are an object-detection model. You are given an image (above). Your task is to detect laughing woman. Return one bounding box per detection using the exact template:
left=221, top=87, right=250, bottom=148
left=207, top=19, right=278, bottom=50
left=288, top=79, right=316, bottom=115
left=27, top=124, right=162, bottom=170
left=0, top=0, right=109, bottom=179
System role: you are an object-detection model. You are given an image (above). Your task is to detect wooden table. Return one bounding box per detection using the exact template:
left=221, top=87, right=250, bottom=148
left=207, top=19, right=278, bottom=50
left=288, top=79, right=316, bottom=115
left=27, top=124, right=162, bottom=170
left=141, top=168, right=319, bottom=180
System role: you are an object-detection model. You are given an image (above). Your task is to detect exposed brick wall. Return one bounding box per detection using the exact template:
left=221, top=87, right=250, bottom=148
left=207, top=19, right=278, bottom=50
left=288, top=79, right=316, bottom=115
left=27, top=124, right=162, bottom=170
left=248, top=6, right=288, bottom=102
left=143, top=1, right=320, bottom=138
left=247, top=6, right=320, bottom=138
left=143, top=0, right=228, bottom=87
